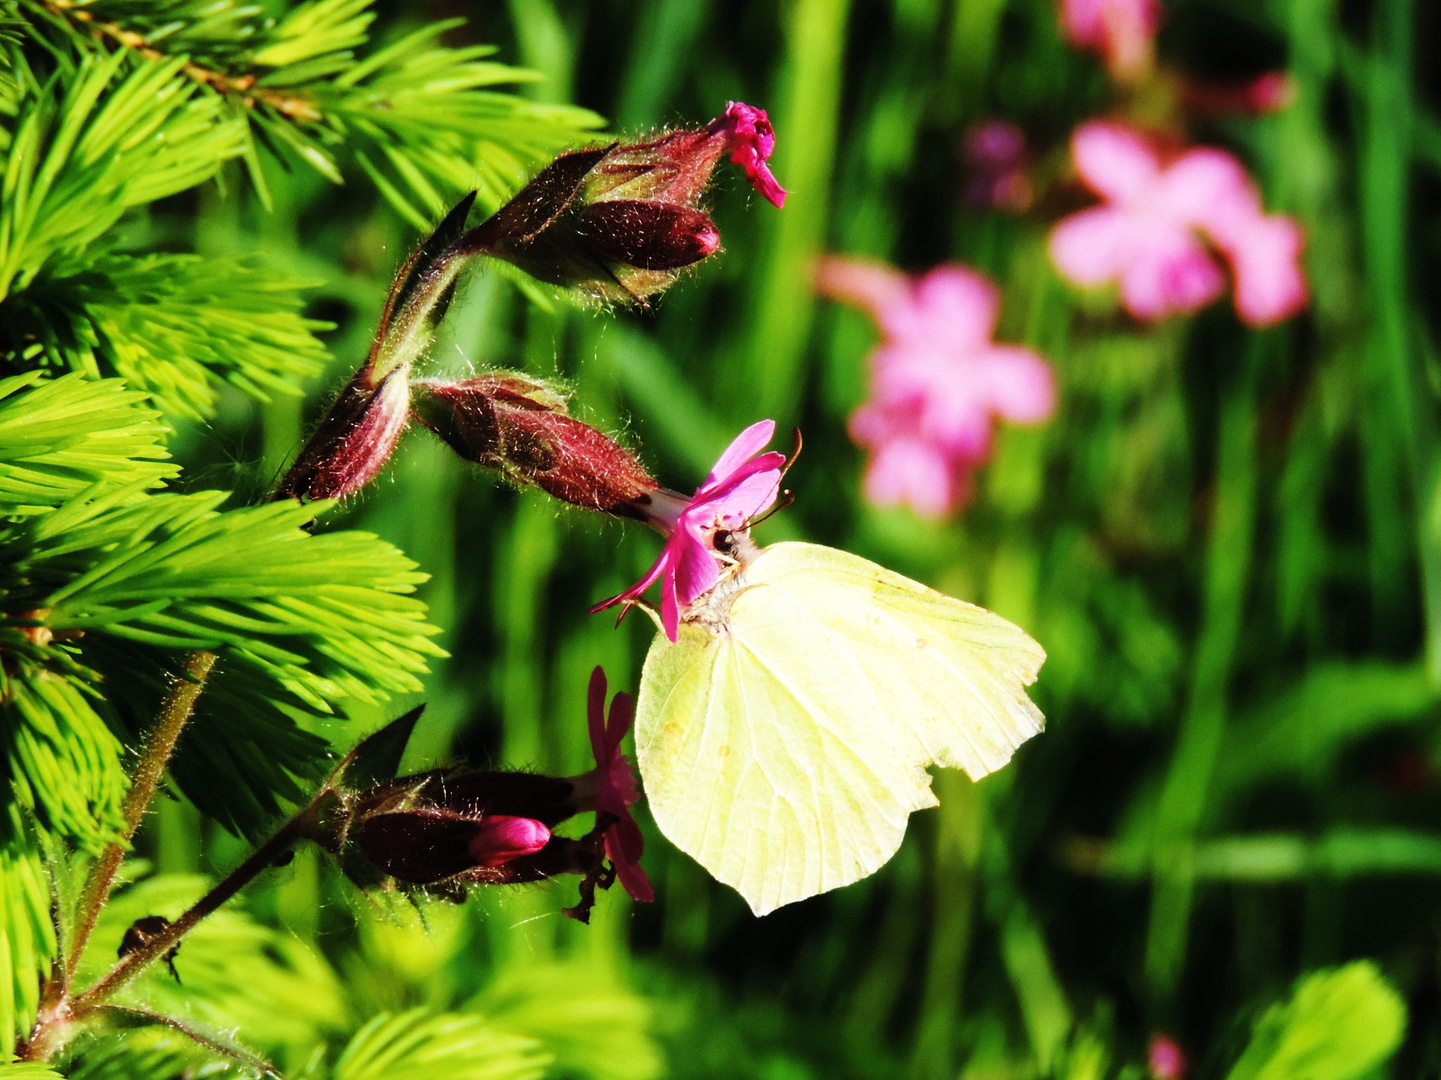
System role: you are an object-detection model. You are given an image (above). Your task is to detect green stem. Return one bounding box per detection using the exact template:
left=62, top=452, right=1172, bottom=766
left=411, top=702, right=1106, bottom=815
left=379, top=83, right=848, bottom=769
left=1145, top=353, right=1262, bottom=1000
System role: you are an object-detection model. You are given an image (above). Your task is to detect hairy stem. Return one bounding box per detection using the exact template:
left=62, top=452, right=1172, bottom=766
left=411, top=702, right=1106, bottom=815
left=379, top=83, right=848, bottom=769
left=71, top=810, right=311, bottom=1014
left=65, top=649, right=218, bottom=985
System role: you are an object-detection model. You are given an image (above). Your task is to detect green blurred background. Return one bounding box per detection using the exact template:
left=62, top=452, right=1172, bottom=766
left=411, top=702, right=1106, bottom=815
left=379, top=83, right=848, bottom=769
left=131, top=0, right=1441, bottom=1075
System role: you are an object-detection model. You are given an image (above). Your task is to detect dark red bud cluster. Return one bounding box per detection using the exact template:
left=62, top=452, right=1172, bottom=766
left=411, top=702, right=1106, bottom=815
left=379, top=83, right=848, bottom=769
left=460, top=103, right=780, bottom=304
left=411, top=374, right=657, bottom=515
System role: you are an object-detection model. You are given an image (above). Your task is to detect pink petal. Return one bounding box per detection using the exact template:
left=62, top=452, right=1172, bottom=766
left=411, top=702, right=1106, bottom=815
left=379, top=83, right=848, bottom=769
left=605, top=817, right=654, bottom=902
left=702, top=420, right=777, bottom=489
left=1072, top=121, right=1160, bottom=203
left=1219, top=215, right=1308, bottom=326
left=714, top=101, right=788, bottom=209
left=814, top=256, right=911, bottom=322
left=605, top=688, right=634, bottom=750
left=469, top=816, right=551, bottom=868
left=586, top=666, right=607, bottom=763
left=1060, top=0, right=1105, bottom=45
left=1119, top=233, right=1226, bottom=320
left=976, top=347, right=1058, bottom=424
left=901, top=265, right=1001, bottom=347
left=673, top=533, right=723, bottom=608
left=1160, top=147, right=1258, bottom=229
left=862, top=438, right=960, bottom=517
left=1049, top=206, right=1134, bottom=287
left=698, top=453, right=786, bottom=529
left=659, top=564, right=681, bottom=642
left=589, top=544, right=672, bottom=615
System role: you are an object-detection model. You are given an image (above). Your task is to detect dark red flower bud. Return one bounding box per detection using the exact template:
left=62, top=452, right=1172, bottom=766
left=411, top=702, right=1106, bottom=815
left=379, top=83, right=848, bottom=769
left=460, top=102, right=784, bottom=304
left=355, top=808, right=550, bottom=884
left=276, top=369, right=409, bottom=501
left=411, top=374, right=657, bottom=515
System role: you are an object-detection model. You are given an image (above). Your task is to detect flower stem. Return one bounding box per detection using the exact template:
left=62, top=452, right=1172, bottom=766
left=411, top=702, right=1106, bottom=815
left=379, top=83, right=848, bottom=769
left=70, top=810, right=312, bottom=1015
left=64, top=649, right=218, bottom=985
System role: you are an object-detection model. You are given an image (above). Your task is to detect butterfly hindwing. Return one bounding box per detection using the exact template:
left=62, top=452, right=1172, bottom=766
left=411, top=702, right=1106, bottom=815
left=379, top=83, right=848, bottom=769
left=635, top=541, right=1045, bottom=915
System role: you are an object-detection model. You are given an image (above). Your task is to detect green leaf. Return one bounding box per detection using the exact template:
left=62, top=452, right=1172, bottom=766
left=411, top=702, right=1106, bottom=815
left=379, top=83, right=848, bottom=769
left=0, top=51, right=245, bottom=299
left=43, top=252, right=334, bottom=420
left=1226, top=962, right=1406, bottom=1080
left=328, top=1009, right=551, bottom=1080
left=10, top=491, right=443, bottom=709
left=0, top=806, right=56, bottom=1056
left=1215, top=662, right=1438, bottom=800
left=2, top=672, right=127, bottom=850
left=0, top=1065, right=68, bottom=1078
left=0, top=373, right=174, bottom=515
left=476, top=960, right=664, bottom=1080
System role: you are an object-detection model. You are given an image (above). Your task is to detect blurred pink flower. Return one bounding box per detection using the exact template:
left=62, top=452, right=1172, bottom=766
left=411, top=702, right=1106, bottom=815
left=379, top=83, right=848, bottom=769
left=963, top=120, right=1034, bottom=212
left=1049, top=120, right=1307, bottom=326
left=1181, top=71, right=1297, bottom=116
left=710, top=102, right=788, bottom=208
left=585, top=666, right=653, bottom=903
left=1059, top=0, right=1161, bottom=81
left=1148, top=1034, right=1186, bottom=1080
left=591, top=421, right=785, bottom=641
left=818, top=258, right=1056, bottom=517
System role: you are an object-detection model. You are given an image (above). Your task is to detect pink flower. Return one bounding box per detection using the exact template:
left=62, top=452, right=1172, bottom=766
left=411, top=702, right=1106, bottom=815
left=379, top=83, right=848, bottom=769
left=586, top=666, right=653, bottom=902
left=1049, top=120, right=1307, bottom=325
left=817, top=258, right=1056, bottom=517
left=1148, top=1034, right=1186, bottom=1080
left=591, top=421, right=785, bottom=641
left=1059, top=0, right=1161, bottom=81
left=709, top=102, right=788, bottom=208
left=468, top=816, right=552, bottom=869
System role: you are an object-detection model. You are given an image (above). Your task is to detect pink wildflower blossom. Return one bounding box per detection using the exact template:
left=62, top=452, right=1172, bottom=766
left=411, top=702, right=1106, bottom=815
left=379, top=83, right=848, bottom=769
left=710, top=102, right=788, bottom=208
left=586, top=666, right=653, bottom=902
left=1148, top=1034, right=1186, bottom=1080
left=1049, top=120, right=1307, bottom=325
left=1059, top=0, right=1162, bottom=82
left=817, top=258, right=1056, bottom=517
left=591, top=421, right=785, bottom=641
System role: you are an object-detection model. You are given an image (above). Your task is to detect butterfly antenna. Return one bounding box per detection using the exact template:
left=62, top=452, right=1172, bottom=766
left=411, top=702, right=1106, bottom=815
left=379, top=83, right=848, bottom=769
left=746, top=489, right=794, bottom=530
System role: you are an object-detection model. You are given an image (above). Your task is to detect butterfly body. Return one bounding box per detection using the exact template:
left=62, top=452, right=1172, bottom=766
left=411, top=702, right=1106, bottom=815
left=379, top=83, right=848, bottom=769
left=635, top=541, right=1045, bottom=915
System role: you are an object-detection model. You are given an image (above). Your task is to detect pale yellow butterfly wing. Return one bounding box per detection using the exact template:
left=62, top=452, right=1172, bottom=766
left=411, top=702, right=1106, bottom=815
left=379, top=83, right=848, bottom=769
left=636, top=541, right=1045, bottom=915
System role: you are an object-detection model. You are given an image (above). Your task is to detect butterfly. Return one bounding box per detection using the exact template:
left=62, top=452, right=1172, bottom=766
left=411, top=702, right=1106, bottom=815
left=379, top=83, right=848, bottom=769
left=633, top=537, right=1045, bottom=915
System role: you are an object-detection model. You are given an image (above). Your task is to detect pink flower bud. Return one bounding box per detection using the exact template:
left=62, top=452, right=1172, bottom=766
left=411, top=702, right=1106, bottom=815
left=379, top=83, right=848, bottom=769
left=468, top=815, right=552, bottom=868
left=412, top=374, right=658, bottom=514
left=1148, top=1035, right=1186, bottom=1080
